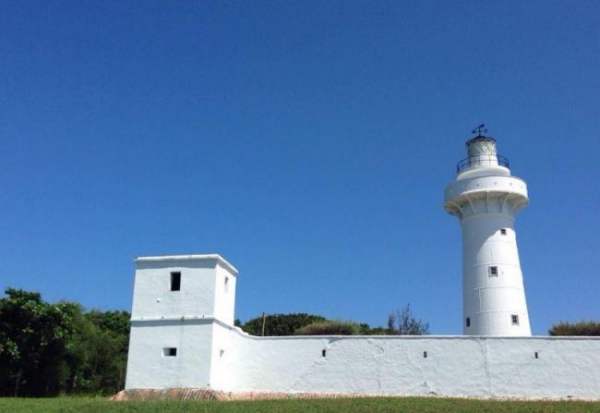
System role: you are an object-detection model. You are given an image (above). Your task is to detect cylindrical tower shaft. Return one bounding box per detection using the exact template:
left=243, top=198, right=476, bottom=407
left=445, top=132, right=531, bottom=336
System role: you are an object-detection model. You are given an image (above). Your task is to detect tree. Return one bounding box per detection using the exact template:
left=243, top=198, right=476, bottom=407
left=63, top=308, right=130, bottom=394
left=387, top=304, right=429, bottom=335
left=241, top=313, right=393, bottom=336
left=549, top=321, right=600, bottom=336
left=0, top=289, right=73, bottom=396
left=241, top=313, right=326, bottom=336
left=85, top=310, right=130, bottom=393
left=0, top=288, right=131, bottom=396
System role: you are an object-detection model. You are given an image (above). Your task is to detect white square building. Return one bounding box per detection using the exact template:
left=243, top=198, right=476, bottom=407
left=125, top=254, right=237, bottom=389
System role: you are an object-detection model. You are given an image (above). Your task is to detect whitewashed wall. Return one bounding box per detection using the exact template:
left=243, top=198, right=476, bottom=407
left=132, top=258, right=219, bottom=320
left=214, top=264, right=236, bottom=326
left=126, top=255, right=238, bottom=390
left=127, top=318, right=600, bottom=399
left=126, top=255, right=600, bottom=399
left=126, top=321, right=214, bottom=389
left=209, top=321, right=600, bottom=399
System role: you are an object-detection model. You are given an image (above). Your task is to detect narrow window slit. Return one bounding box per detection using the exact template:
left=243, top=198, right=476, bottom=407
left=163, top=347, right=177, bottom=357
left=170, top=272, right=181, bottom=291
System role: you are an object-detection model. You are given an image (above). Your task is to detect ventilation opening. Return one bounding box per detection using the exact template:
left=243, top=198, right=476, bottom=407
left=534, top=352, right=539, bottom=359
left=170, top=272, right=181, bottom=291
left=489, top=266, right=498, bottom=277
left=163, top=347, right=177, bottom=357
left=511, top=314, right=520, bottom=325
left=322, top=349, right=326, bottom=357
left=224, top=276, right=229, bottom=292
left=466, top=317, right=471, bottom=327
left=500, top=228, right=507, bottom=235
left=423, top=351, right=428, bottom=358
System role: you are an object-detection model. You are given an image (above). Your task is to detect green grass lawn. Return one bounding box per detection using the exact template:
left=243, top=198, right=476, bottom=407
left=2, top=397, right=600, bottom=413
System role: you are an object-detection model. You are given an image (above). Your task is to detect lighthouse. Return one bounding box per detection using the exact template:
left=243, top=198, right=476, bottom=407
left=444, top=126, right=532, bottom=336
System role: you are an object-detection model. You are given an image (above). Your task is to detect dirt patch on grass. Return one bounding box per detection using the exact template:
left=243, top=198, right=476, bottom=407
left=111, top=389, right=359, bottom=401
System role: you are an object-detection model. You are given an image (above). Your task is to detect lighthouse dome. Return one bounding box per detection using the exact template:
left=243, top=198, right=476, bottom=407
left=466, top=135, right=497, bottom=157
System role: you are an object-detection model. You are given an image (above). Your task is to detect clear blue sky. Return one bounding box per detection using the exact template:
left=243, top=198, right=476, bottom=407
left=1, top=1, right=598, bottom=334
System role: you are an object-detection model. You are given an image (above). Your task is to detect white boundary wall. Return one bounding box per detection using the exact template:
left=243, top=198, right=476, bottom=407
left=125, top=255, right=600, bottom=400
left=127, top=318, right=600, bottom=400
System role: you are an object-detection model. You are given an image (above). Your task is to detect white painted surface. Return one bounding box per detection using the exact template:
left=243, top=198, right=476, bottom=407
left=212, top=324, right=600, bottom=399
left=445, top=137, right=531, bottom=336
left=128, top=317, right=600, bottom=400
left=126, top=254, right=237, bottom=390
left=131, top=255, right=238, bottom=323
left=126, top=321, right=214, bottom=389
left=125, top=254, right=600, bottom=400
left=214, top=264, right=237, bottom=326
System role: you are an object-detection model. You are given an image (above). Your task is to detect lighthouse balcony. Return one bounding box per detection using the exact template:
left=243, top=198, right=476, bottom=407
left=444, top=175, right=528, bottom=217
left=456, top=154, right=510, bottom=174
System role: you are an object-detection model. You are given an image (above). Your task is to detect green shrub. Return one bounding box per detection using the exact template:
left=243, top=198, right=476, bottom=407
left=549, top=321, right=600, bottom=336
left=294, top=320, right=361, bottom=335
left=241, top=313, right=326, bottom=336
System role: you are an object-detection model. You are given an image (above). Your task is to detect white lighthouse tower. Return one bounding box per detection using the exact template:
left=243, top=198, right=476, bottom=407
left=444, top=126, right=532, bottom=336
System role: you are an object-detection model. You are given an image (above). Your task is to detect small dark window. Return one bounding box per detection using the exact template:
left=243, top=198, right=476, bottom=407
left=500, top=228, right=507, bottom=235
left=322, top=349, right=326, bottom=357
left=163, top=347, right=177, bottom=357
left=170, top=272, right=181, bottom=291
left=466, top=317, right=471, bottom=327
left=511, top=314, right=519, bottom=325
left=489, top=266, right=498, bottom=277
left=534, top=352, right=539, bottom=359
left=423, top=351, right=428, bottom=358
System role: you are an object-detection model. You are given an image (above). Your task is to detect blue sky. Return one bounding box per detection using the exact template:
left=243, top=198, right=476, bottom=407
left=1, top=1, right=598, bottom=334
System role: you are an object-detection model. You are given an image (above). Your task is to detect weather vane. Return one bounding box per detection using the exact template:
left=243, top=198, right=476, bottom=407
left=472, top=123, right=488, bottom=137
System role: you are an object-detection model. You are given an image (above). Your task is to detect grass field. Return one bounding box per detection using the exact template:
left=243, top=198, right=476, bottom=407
left=2, top=397, right=600, bottom=413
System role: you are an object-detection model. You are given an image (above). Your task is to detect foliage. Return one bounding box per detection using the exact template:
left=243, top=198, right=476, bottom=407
left=64, top=309, right=130, bottom=394
left=358, top=323, right=388, bottom=335
left=240, top=306, right=429, bottom=337
left=0, top=288, right=130, bottom=396
left=2, top=396, right=600, bottom=413
left=294, top=320, right=361, bottom=335
left=0, top=288, right=74, bottom=396
left=387, top=304, right=429, bottom=335
left=240, top=313, right=326, bottom=336
left=549, top=321, right=600, bottom=336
